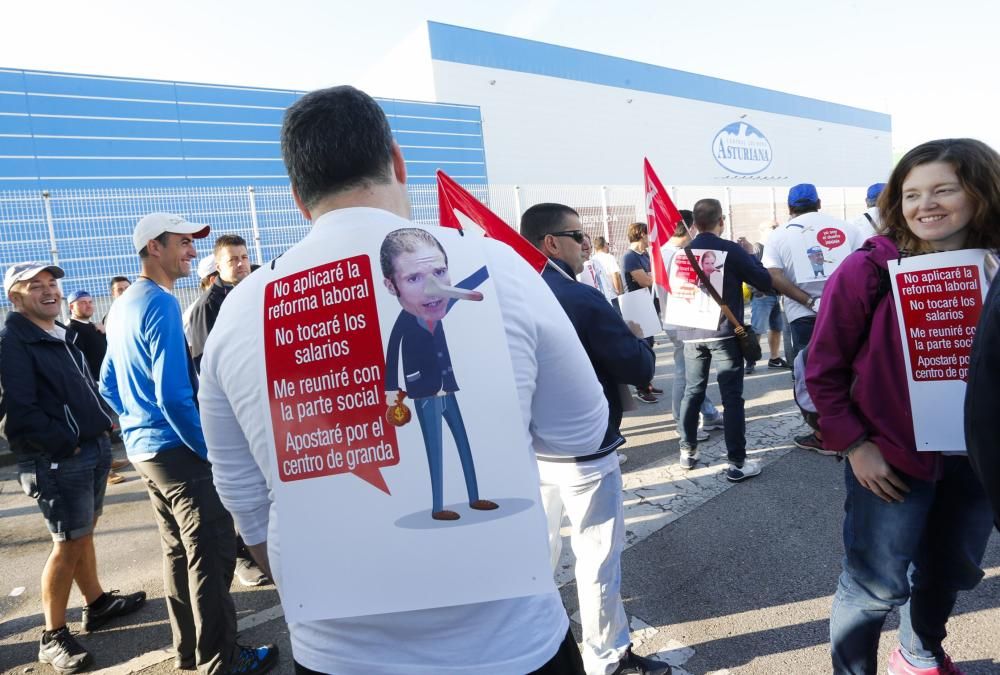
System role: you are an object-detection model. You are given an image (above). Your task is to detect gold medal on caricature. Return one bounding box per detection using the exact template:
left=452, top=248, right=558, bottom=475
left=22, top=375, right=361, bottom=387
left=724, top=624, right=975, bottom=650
left=386, top=390, right=412, bottom=427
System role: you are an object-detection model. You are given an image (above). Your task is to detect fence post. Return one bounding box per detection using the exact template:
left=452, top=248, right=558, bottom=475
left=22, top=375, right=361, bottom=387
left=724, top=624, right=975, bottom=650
left=513, top=185, right=522, bottom=219
left=247, top=186, right=264, bottom=265
left=771, top=187, right=777, bottom=222
left=599, top=185, right=611, bottom=242
left=724, top=187, right=734, bottom=240
left=841, top=187, right=848, bottom=220
left=41, top=191, right=69, bottom=323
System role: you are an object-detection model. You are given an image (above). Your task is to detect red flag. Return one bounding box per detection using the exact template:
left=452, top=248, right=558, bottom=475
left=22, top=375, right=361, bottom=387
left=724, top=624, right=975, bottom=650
left=643, top=158, right=681, bottom=293
left=436, top=170, right=548, bottom=273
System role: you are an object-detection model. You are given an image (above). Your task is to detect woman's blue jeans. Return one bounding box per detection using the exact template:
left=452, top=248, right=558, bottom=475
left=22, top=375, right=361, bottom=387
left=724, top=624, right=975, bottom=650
left=830, top=456, right=993, bottom=674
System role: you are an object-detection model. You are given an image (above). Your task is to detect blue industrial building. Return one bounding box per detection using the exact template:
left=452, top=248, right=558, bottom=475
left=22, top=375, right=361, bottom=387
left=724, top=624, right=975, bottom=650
left=0, top=67, right=486, bottom=190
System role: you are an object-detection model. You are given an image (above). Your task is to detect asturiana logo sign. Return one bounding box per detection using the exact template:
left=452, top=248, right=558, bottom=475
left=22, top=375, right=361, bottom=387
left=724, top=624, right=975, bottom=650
left=712, top=122, right=772, bottom=175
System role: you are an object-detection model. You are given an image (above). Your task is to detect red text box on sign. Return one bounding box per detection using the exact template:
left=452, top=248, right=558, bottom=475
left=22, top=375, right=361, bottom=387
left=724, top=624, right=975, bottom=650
left=263, top=255, right=399, bottom=491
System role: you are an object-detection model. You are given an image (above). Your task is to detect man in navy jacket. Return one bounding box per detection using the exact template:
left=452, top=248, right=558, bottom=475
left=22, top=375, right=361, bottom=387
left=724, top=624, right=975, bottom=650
left=1, top=262, right=145, bottom=674
left=522, top=203, right=670, bottom=675
left=674, top=199, right=773, bottom=482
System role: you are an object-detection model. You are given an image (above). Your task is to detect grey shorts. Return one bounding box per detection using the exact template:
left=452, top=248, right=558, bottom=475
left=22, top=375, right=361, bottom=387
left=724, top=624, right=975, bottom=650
left=17, top=435, right=112, bottom=542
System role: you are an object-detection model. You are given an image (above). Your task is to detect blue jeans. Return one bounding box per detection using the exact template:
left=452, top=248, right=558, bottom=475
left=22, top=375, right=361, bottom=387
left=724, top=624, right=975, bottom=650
left=750, top=295, right=783, bottom=335
left=789, top=316, right=815, bottom=364
left=830, top=457, right=993, bottom=674
left=17, top=435, right=112, bottom=541
left=679, top=339, right=745, bottom=464
left=667, top=330, right=719, bottom=423
left=413, top=393, right=480, bottom=513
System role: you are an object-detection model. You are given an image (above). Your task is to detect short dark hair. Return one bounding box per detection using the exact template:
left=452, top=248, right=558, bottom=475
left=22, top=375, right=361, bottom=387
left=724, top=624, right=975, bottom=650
left=138, top=232, right=170, bottom=259
left=674, top=209, right=693, bottom=237
left=626, top=222, right=647, bottom=242
left=281, top=86, right=395, bottom=210
left=109, top=275, right=130, bottom=288
left=519, top=203, right=579, bottom=245
left=213, top=234, right=247, bottom=255
left=693, top=199, right=724, bottom=228
left=789, top=202, right=819, bottom=216
left=380, top=228, right=448, bottom=281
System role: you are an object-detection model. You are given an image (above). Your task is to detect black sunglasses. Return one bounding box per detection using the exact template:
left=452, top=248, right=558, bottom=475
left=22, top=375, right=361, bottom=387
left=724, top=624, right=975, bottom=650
left=546, top=230, right=585, bottom=244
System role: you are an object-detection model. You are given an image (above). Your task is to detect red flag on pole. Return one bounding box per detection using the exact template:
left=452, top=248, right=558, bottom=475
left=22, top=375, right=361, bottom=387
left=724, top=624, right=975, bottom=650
left=643, top=158, right=681, bottom=293
left=436, top=170, right=549, bottom=273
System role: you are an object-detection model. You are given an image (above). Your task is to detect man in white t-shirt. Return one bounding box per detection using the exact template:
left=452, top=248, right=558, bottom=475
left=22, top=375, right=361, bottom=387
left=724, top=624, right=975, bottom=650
left=850, top=182, right=885, bottom=238
left=197, top=85, right=608, bottom=675
left=762, top=183, right=864, bottom=454
left=591, top=236, right=623, bottom=296
left=577, top=233, right=616, bottom=304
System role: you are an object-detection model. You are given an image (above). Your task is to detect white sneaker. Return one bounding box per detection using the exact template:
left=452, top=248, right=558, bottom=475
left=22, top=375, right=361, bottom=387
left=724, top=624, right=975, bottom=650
left=700, top=414, right=724, bottom=431
left=696, top=429, right=710, bottom=442
left=679, top=448, right=699, bottom=470
left=618, top=452, right=628, bottom=465
left=725, top=459, right=761, bottom=482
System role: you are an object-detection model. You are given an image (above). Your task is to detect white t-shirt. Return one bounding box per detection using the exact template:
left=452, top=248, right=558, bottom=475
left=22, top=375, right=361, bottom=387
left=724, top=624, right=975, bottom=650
left=199, top=207, right=608, bottom=675
left=592, top=250, right=621, bottom=286
left=762, top=211, right=865, bottom=324
left=850, top=207, right=880, bottom=239
left=577, top=256, right=616, bottom=303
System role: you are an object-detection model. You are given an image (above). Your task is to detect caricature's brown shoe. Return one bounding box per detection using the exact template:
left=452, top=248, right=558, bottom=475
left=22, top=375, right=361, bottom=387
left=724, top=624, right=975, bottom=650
left=470, top=499, right=499, bottom=511
left=432, top=510, right=460, bottom=520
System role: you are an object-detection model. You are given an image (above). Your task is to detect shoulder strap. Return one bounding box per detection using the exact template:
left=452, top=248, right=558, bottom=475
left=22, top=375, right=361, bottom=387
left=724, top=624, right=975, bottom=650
left=863, top=212, right=876, bottom=228
left=683, top=247, right=744, bottom=332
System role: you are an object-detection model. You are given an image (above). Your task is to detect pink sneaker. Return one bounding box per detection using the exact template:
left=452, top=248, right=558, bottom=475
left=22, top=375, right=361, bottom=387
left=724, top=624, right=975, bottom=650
left=887, top=648, right=964, bottom=675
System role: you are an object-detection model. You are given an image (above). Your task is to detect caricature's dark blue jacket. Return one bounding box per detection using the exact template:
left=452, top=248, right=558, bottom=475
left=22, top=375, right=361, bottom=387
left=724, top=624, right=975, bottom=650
left=542, top=259, right=655, bottom=451
left=384, top=266, right=488, bottom=399
left=0, top=311, right=114, bottom=459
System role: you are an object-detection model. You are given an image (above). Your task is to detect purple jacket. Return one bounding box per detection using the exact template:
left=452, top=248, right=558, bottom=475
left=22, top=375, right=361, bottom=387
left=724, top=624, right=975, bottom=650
left=806, top=235, right=940, bottom=481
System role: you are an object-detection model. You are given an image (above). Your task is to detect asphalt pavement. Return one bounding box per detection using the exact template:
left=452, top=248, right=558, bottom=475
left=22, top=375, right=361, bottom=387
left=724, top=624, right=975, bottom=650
left=1, top=338, right=997, bottom=674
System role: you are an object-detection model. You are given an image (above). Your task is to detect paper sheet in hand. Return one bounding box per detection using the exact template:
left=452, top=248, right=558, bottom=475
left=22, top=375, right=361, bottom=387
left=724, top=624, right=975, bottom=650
left=619, top=289, right=661, bottom=338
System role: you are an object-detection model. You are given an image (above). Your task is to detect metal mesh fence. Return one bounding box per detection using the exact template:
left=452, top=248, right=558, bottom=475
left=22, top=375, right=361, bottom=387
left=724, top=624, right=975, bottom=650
left=0, top=183, right=873, bottom=320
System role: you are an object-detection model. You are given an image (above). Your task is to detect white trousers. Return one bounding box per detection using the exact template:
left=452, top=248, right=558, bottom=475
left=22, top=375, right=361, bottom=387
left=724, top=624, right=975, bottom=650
left=540, top=467, right=630, bottom=675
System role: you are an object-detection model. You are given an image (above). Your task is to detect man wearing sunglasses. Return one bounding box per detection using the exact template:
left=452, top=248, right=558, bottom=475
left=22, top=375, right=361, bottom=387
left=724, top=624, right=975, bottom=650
left=522, top=203, right=670, bottom=675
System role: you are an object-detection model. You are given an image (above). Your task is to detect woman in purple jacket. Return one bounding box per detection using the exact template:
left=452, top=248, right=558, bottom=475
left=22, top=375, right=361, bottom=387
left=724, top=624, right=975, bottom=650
left=806, top=138, right=1000, bottom=675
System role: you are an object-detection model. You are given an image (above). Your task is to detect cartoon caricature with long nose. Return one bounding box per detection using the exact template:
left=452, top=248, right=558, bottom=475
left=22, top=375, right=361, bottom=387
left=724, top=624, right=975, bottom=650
left=380, top=228, right=498, bottom=521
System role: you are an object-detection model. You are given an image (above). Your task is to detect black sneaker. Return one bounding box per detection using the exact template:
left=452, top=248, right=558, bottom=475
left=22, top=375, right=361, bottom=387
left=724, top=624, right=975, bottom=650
left=745, top=362, right=756, bottom=374
left=648, top=385, right=664, bottom=395
left=635, top=389, right=658, bottom=404
left=235, top=557, right=270, bottom=587
left=39, top=626, right=93, bottom=674
left=768, top=357, right=792, bottom=369
left=225, top=645, right=279, bottom=675
left=794, top=432, right=838, bottom=456
left=611, top=646, right=672, bottom=675
left=81, top=590, right=146, bottom=632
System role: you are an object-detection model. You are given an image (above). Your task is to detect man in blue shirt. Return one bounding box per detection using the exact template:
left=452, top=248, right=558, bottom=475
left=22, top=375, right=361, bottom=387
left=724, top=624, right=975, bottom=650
left=676, top=199, right=773, bottom=482
left=100, top=213, right=277, bottom=675
left=381, top=227, right=498, bottom=521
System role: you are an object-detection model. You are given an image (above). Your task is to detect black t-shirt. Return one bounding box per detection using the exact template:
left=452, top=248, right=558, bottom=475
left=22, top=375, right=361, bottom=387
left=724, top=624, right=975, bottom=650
left=65, top=319, right=107, bottom=380
left=622, top=249, right=650, bottom=293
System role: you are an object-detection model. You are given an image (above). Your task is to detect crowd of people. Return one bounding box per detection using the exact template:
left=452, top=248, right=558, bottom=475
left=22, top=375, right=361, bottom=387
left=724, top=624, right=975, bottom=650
left=1, top=84, right=998, bottom=675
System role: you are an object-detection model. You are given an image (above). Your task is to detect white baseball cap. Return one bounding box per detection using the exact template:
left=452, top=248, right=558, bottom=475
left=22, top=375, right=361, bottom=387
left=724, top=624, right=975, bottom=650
left=4, top=262, right=65, bottom=295
left=197, top=254, right=217, bottom=280
left=132, top=212, right=211, bottom=253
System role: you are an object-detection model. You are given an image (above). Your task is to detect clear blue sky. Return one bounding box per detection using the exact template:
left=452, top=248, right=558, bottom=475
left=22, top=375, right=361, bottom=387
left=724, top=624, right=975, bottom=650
left=1, top=0, right=995, bottom=156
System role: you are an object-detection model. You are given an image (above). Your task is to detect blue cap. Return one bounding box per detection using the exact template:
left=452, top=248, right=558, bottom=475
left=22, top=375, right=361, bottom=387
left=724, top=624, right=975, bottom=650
left=866, top=183, right=886, bottom=202
left=66, top=290, right=91, bottom=304
left=788, top=183, right=819, bottom=207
